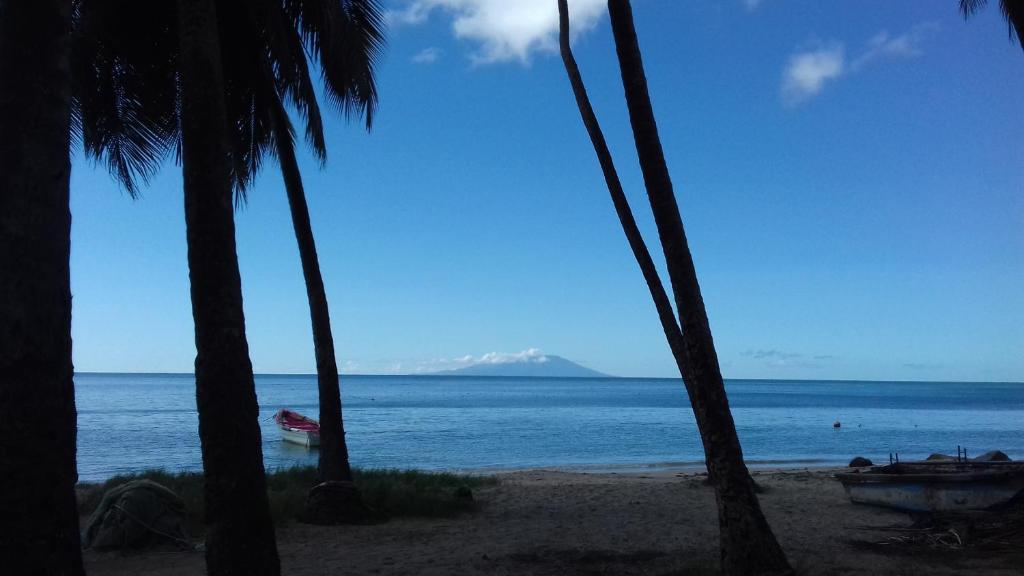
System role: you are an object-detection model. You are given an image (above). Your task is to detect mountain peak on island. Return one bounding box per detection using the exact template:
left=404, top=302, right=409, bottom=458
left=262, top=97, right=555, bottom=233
left=431, top=352, right=608, bottom=378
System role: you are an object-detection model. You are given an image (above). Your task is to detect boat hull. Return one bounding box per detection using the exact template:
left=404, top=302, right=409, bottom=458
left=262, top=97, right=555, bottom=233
left=280, top=426, right=320, bottom=448
left=837, top=462, right=1024, bottom=512
left=841, top=478, right=1024, bottom=512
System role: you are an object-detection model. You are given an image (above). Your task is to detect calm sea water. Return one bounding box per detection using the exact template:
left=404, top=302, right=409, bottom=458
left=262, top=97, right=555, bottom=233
left=74, top=373, right=1024, bottom=482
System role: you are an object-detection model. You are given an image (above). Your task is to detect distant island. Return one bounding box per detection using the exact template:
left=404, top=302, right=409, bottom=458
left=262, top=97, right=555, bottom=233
left=431, top=354, right=609, bottom=378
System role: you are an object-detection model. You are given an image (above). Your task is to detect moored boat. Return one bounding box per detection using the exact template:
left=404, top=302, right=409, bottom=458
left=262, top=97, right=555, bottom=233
left=274, top=409, right=321, bottom=448
left=836, top=461, right=1024, bottom=512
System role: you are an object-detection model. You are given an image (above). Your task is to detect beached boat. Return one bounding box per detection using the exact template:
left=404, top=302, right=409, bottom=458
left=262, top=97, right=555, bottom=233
left=274, top=409, right=321, bottom=448
left=836, top=461, right=1024, bottom=512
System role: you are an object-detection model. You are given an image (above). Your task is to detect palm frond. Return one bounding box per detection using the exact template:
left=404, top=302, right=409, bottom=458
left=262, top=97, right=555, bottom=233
left=263, top=0, right=328, bottom=162
left=72, top=0, right=178, bottom=196
left=218, top=0, right=276, bottom=201
left=961, top=0, right=1024, bottom=51
left=1002, top=0, right=1024, bottom=49
left=284, top=0, right=385, bottom=129
left=960, top=0, right=988, bottom=17
left=328, top=0, right=385, bottom=128
left=71, top=0, right=387, bottom=201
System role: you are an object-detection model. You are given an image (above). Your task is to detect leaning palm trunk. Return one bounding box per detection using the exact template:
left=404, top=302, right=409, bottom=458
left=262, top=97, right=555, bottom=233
left=558, top=1, right=792, bottom=574
left=556, top=4, right=686, bottom=363
left=0, top=1, right=83, bottom=574
left=177, top=0, right=280, bottom=573
left=264, top=86, right=373, bottom=523
left=606, top=2, right=791, bottom=573
left=270, top=117, right=353, bottom=484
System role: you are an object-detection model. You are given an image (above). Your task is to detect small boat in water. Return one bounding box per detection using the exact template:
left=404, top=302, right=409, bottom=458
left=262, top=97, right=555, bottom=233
left=273, top=409, right=320, bottom=448
left=836, top=461, right=1024, bottom=512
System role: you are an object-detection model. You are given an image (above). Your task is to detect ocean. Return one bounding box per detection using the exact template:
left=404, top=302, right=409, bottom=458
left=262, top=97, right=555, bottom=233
left=74, top=373, right=1024, bottom=482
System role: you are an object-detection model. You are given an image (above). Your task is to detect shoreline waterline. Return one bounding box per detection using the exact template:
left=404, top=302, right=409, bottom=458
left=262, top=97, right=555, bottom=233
left=460, top=458, right=839, bottom=476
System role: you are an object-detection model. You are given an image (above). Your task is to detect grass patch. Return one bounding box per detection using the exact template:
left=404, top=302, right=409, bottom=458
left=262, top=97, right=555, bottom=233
left=355, top=468, right=496, bottom=518
left=78, top=466, right=498, bottom=530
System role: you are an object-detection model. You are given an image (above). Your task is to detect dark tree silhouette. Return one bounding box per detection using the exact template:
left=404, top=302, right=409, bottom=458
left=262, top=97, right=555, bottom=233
left=230, top=1, right=385, bottom=521
left=557, top=1, right=792, bottom=574
left=72, top=0, right=385, bottom=525
left=961, top=0, right=1024, bottom=49
left=177, top=0, right=281, bottom=572
left=0, top=0, right=85, bottom=574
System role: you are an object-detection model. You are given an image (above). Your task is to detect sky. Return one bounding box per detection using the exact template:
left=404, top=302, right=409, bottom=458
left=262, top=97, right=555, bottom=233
left=69, top=0, right=1023, bottom=381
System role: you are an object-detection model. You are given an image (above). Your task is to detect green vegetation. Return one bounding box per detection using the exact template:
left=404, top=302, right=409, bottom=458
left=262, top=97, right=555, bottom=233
left=77, top=467, right=497, bottom=531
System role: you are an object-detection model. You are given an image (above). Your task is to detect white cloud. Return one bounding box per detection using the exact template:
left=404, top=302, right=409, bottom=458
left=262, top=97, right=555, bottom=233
left=781, top=45, right=845, bottom=105
left=421, top=348, right=551, bottom=371
left=474, top=348, right=550, bottom=365
left=412, top=46, right=443, bottom=64
left=781, top=23, right=938, bottom=105
left=347, top=348, right=551, bottom=375
left=739, top=349, right=835, bottom=369
left=387, top=1, right=434, bottom=26
left=850, top=23, right=938, bottom=71
left=387, top=0, right=607, bottom=65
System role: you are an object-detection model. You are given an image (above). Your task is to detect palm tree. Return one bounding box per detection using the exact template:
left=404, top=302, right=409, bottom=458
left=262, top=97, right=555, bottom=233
left=176, top=0, right=282, bottom=572
left=960, top=0, right=1024, bottom=49
left=73, top=0, right=385, bottom=525
left=222, top=0, right=384, bottom=521
left=557, top=2, right=792, bottom=574
left=0, top=0, right=85, bottom=574
left=72, top=0, right=284, bottom=572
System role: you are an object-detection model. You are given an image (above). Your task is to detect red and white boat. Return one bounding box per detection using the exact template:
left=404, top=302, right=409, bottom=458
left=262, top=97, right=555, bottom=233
left=273, top=409, right=321, bottom=448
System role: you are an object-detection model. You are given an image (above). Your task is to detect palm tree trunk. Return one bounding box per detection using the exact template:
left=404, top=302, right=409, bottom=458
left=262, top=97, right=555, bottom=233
left=274, top=130, right=353, bottom=484
left=605, top=1, right=791, bottom=574
left=0, top=1, right=83, bottom=574
left=556, top=1, right=686, bottom=369
left=177, top=0, right=280, bottom=573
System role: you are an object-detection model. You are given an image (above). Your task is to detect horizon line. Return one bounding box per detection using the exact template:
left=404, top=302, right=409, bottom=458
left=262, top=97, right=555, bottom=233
left=71, top=371, right=1024, bottom=385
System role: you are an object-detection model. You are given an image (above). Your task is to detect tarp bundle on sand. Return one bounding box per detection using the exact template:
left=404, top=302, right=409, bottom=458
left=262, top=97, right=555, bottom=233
left=83, top=479, right=189, bottom=550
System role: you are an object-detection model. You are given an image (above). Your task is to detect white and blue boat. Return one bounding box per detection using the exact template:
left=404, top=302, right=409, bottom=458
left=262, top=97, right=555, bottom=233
left=836, top=461, right=1024, bottom=512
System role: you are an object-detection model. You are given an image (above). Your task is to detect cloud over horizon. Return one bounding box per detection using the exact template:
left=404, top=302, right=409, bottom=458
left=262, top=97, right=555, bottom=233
left=339, top=348, right=553, bottom=375
left=387, top=0, right=607, bottom=64
left=454, top=347, right=551, bottom=365
left=781, top=23, right=938, bottom=105
left=741, top=349, right=835, bottom=368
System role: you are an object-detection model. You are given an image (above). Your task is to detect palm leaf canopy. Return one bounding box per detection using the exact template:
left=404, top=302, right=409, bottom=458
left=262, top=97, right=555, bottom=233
left=72, top=0, right=384, bottom=197
left=960, top=0, right=1024, bottom=50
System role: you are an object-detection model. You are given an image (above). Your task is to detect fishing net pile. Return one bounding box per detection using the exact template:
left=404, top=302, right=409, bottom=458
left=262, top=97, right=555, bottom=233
left=83, top=479, right=190, bottom=550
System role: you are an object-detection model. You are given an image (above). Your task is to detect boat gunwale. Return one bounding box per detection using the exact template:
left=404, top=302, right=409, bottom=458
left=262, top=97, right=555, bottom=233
left=836, top=462, right=1024, bottom=484
left=281, top=426, right=320, bottom=434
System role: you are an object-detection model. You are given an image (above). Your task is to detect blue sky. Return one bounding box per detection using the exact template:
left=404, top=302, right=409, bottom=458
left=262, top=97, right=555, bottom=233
left=69, top=0, right=1023, bottom=381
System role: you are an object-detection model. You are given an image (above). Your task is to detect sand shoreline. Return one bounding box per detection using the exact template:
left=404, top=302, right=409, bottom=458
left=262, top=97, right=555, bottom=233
left=471, top=459, right=840, bottom=477
left=83, top=468, right=1022, bottom=576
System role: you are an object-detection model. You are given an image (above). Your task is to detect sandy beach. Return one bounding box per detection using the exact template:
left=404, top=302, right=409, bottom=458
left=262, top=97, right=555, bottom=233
left=82, top=468, right=1023, bottom=576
